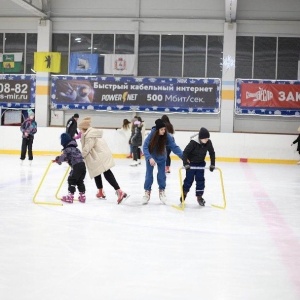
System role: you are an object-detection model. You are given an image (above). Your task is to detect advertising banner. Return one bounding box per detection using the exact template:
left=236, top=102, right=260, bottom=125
left=235, top=79, right=300, bottom=116
left=0, top=74, right=35, bottom=108
left=51, top=75, right=221, bottom=113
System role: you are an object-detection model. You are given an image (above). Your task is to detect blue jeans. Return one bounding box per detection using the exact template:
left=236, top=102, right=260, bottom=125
left=144, top=158, right=166, bottom=191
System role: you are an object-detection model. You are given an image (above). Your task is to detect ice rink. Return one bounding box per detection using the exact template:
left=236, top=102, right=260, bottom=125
left=0, top=154, right=300, bottom=300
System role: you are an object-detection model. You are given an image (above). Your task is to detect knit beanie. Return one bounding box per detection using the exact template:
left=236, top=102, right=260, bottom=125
left=78, top=117, right=91, bottom=130
left=61, top=133, right=72, bottom=147
left=155, top=119, right=165, bottom=131
left=73, top=113, right=79, bottom=118
left=198, top=127, right=210, bottom=139
left=28, top=109, right=35, bottom=117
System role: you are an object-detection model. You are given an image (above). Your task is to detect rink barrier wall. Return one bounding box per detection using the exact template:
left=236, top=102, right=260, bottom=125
left=0, top=126, right=299, bottom=164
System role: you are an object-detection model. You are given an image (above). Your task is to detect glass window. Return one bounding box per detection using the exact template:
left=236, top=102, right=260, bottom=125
left=93, top=34, right=114, bottom=54
left=277, top=37, right=300, bottom=80
left=115, top=34, right=134, bottom=54
left=161, top=35, right=183, bottom=77
left=26, top=33, right=37, bottom=74
left=0, top=33, right=3, bottom=53
left=235, top=36, right=253, bottom=79
left=254, top=37, right=276, bottom=79
left=70, top=34, right=91, bottom=53
left=4, top=33, right=25, bottom=73
left=52, top=33, right=69, bottom=74
left=207, top=35, right=223, bottom=78
left=138, top=35, right=159, bottom=77
left=184, top=35, right=206, bottom=78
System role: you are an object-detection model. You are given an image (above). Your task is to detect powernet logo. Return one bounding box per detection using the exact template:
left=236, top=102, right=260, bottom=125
left=101, top=92, right=137, bottom=102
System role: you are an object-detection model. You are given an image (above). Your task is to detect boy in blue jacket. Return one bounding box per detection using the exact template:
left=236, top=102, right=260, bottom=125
left=142, top=119, right=183, bottom=204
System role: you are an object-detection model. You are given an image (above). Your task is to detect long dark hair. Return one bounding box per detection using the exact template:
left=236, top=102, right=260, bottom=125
left=149, top=130, right=167, bottom=155
left=122, top=119, right=130, bottom=130
left=161, top=115, right=174, bottom=134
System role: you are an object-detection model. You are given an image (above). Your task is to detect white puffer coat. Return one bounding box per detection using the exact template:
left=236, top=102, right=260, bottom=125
left=80, top=127, right=115, bottom=179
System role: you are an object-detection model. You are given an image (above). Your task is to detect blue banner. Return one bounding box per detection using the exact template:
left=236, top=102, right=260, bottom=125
left=51, top=75, right=221, bottom=113
left=0, top=74, right=35, bottom=108
left=69, top=53, right=99, bottom=74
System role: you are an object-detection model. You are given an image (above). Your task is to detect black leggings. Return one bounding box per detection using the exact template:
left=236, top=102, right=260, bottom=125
left=94, top=169, right=120, bottom=190
left=20, top=137, right=33, bottom=160
left=132, top=146, right=141, bottom=161
left=68, top=162, right=86, bottom=193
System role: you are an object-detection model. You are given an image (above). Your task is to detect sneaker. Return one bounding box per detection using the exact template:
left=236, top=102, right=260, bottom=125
left=180, top=191, right=188, bottom=203
left=130, top=160, right=139, bottom=167
left=78, top=192, right=86, bottom=203
left=61, top=193, right=74, bottom=203
left=96, top=189, right=106, bottom=199
left=142, top=190, right=151, bottom=205
left=116, top=189, right=128, bottom=204
left=165, top=166, right=170, bottom=173
left=197, top=195, right=205, bottom=206
left=159, top=189, right=167, bottom=204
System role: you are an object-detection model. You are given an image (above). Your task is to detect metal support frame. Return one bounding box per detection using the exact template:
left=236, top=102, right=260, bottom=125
left=172, top=166, right=227, bottom=211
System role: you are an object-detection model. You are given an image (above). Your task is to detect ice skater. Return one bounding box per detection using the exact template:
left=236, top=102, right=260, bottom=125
left=54, top=133, right=87, bottom=204
left=181, top=127, right=215, bottom=206
left=78, top=117, right=128, bottom=204
left=291, top=126, right=300, bottom=165
left=142, top=119, right=183, bottom=205
left=20, top=109, right=37, bottom=165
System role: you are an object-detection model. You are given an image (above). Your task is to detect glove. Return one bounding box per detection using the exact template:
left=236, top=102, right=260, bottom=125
left=74, top=132, right=82, bottom=139
left=184, top=164, right=190, bottom=170
left=209, top=165, right=215, bottom=172
left=53, top=156, right=62, bottom=165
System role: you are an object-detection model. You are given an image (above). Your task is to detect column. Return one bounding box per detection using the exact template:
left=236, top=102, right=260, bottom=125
left=220, top=22, right=237, bottom=133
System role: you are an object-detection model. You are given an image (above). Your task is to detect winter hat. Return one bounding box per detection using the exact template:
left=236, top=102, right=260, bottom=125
left=61, top=133, right=72, bottom=147
left=28, top=109, right=35, bottom=117
left=73, top=113, right=79, bottom=118
left=199, top=127, right=210, bottom=139
left=78, top=117, right=91, bottom=130
left=155, top=119, right=165, bottom=131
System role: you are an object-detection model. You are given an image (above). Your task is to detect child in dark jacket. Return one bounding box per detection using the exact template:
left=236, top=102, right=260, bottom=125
left=54, top=133, right=86, bottom=203
left=291, top=126, right=300, bottom=165
left=130, top=119, right=143, bottom=166
left=181, top=127, right=215, bottom=206
left=20, top=109, right=37, bottom=164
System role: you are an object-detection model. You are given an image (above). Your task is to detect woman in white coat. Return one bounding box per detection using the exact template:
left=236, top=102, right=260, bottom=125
left=78, top=117, right=128, bottom=204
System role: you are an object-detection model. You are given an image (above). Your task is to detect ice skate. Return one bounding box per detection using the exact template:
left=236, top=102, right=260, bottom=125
left=116, top=189, right=128, bottom=204
left=196, top=195, right=205, bottom=206
left=137, top=159, right=141, bottom=165
left=142, top=190, right=150, bottom=205
left=130, top=160, right=139, bottom=167
left=179, top=191, right=188, bottom=203
left=96, top=189, right=106, bottom=199
left=159, top=189, right=167, bottom=204
left=78, top=192, right=86, bottom=203
left=61, top=193, right=74, bottom=203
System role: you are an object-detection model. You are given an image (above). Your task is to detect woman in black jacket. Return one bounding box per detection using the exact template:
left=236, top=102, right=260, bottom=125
left=291, top=126, right=300, bottom=164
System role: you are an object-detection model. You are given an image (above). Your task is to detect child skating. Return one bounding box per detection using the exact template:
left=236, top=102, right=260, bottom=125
left=54, top=133, right=87, bottom=203
left=181, top=127, right=215, bottom=206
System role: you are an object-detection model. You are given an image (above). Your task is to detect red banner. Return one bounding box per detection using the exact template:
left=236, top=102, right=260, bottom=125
left=240, top=83, right=300, bottom=109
